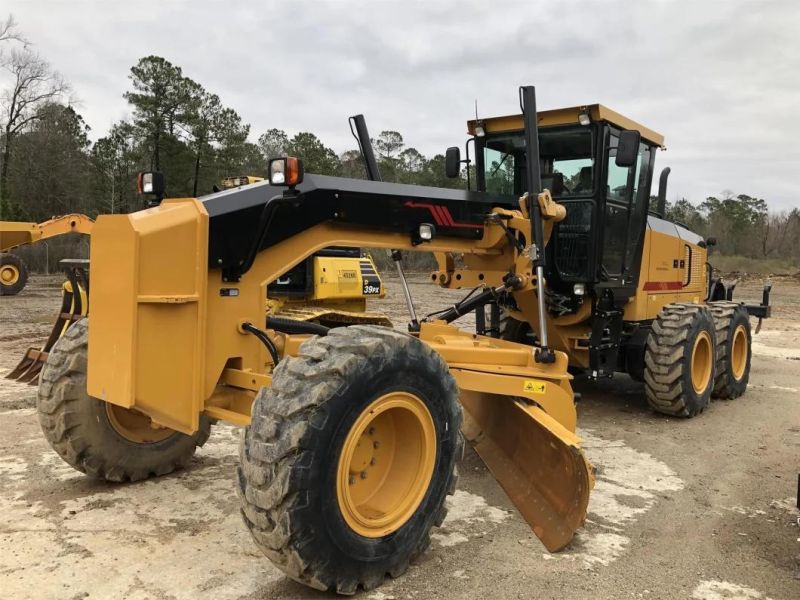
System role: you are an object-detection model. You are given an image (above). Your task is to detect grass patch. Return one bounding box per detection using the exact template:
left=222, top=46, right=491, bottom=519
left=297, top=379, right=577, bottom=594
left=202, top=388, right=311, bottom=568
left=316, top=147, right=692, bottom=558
left=710, top=254, right=799, bottom=276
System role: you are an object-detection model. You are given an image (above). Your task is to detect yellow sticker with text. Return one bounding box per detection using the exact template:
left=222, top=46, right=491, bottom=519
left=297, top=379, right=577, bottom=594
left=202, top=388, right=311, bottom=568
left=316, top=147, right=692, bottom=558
left=523, top=380, right=547, bottom=395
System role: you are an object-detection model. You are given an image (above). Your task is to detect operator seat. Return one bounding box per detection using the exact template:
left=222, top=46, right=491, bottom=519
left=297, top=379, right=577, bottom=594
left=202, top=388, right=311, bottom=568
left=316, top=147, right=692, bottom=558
left=573, top=166, right=593, bottom=194
left=542, top=172, right=566, bottom=196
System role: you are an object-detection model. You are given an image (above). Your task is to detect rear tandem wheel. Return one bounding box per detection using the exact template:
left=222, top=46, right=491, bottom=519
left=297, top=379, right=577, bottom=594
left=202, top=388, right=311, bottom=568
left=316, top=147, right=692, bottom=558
left=708, top=301, right=752, bottom=399
left=644, top=303, right=717, bottom=417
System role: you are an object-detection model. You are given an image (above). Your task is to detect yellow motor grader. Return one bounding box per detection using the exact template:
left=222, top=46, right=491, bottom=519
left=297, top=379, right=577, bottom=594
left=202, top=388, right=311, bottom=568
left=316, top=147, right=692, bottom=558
left=32, top=85, right=768, bottom=594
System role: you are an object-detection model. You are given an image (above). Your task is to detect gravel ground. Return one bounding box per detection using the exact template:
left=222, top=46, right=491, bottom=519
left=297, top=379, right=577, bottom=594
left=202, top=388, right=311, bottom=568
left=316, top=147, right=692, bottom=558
left=0, top=274, right=798, bottom=600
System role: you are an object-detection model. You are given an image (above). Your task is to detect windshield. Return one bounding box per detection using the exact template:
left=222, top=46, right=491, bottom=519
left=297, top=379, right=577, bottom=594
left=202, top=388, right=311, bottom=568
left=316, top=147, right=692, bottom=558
left=482, top=126, right=594, bottom=197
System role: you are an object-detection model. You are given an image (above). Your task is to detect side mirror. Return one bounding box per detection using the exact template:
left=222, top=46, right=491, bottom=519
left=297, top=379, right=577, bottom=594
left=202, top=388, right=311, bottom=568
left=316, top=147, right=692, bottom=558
left=615, top=130, right=641, bottom=167
left=445, top=146, right=461, bottom=178
left=705, top=237, right=717, bottom=247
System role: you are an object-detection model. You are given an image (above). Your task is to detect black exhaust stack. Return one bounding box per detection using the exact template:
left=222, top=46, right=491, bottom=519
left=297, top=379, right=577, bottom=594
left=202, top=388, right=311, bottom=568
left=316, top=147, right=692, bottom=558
left=349, top=114, right=382, bottom=182
left=656, top=167, right=671, bottom=217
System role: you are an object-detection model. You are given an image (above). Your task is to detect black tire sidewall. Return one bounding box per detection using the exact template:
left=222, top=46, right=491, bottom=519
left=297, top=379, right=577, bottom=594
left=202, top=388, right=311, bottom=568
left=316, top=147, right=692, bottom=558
left=680, top=309, right=717, bottom=414
left=78, top=393, right=202, bottom=472
left=300, top=349, right=460, bottom=577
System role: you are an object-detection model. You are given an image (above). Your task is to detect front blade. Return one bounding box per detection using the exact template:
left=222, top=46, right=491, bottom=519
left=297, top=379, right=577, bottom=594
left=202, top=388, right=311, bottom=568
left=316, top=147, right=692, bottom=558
left=460, top=391, right=592, bottom=551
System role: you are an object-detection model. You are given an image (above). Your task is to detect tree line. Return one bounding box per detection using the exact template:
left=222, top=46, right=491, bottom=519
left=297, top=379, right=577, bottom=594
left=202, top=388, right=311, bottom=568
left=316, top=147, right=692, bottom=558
left=664, top=193, right=800, bottom=264
left=0, top=15, right=797, bottom=271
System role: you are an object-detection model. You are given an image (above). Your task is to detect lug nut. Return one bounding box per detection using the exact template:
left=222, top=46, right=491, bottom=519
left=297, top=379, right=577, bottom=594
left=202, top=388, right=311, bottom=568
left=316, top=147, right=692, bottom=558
left=370, top=458, right=376, bottom=466
left=373, top=441, right=380, bottom=449
left=367, top=427, right=375, bottom=435
left=349, top=475, right=355, bottom=485
left=360, top=471, right=368, bottom=479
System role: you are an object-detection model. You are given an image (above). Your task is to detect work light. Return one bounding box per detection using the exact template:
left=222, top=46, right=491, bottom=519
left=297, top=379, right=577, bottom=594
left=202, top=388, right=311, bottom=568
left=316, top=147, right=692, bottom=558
left=269, top=157, right=304, bottom=187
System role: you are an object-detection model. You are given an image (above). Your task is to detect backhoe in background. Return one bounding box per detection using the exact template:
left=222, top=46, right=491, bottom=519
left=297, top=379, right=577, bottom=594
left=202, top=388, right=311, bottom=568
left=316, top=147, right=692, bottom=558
left=29, top=84, right=769, bottom=594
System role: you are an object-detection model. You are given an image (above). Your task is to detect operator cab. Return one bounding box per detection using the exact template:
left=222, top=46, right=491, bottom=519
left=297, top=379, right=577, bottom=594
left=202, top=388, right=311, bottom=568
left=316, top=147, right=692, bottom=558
left=469, top=105, right=664, bottom=304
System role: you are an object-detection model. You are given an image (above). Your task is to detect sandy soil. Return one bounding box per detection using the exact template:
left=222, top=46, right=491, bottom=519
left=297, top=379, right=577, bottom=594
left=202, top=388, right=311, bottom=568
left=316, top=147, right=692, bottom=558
left=1, top=274, right=798, bottom=600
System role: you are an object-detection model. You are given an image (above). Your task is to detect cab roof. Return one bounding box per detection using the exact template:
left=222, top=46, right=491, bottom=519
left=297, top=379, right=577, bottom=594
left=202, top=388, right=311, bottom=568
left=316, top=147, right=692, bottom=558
left=467, top=104, right=665, bottom=148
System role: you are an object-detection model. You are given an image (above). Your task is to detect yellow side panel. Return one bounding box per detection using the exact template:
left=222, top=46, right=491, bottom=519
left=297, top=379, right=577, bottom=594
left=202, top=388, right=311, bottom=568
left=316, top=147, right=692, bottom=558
left=87, top=199, right=208, bottom=434
left=626, top=226, right=708, bottom=321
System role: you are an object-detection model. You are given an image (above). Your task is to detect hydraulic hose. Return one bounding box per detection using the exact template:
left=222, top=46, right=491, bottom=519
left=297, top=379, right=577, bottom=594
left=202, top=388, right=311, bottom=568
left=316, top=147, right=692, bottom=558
left=266, top=316, right=330, bottom=336
left=242, top=322, right=280, bottom=366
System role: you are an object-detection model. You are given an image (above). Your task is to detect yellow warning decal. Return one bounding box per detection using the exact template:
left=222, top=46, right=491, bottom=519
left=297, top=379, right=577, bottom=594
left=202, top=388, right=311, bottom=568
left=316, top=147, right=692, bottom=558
left=523, top=380, right=547, bottom=394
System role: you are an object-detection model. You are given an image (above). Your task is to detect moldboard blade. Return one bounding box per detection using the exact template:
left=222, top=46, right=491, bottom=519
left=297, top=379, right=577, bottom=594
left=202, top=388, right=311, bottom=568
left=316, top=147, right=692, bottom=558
left=460, top=391, right=592, bottom=551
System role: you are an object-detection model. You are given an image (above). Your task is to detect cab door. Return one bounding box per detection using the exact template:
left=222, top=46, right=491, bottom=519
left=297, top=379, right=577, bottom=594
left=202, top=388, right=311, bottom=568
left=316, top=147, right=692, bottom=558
left=599, top=131, right=653, bottom=287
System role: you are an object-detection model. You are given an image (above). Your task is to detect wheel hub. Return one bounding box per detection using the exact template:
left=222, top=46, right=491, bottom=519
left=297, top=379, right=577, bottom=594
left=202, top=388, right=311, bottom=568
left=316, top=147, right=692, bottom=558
left=690, top=330, right=713, bottom=393
left=0, top=264, right=19, bottom=285
left=105, top=403, right=173, bottom=444
left=731, top=324, right=748, bottom=380
left=336, top=391, right=436, bottom=538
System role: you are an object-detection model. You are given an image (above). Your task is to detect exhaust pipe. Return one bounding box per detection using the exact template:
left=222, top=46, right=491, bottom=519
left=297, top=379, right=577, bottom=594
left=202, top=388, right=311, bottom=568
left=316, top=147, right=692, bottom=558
left=656, top=167, right=671, bottom=217
left=349, top=114, right=382, bottom=182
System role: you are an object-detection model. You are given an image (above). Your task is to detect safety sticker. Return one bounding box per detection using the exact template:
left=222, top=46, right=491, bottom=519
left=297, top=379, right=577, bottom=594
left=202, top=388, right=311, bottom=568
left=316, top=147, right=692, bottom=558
left=523, top=380, right=547, bottom=394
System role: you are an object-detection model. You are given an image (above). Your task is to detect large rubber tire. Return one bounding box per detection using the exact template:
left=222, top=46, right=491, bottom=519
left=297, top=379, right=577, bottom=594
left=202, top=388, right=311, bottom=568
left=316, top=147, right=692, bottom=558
left=708, top=301, right=752, bottom=399
left=237, top=325, right=463, bottom=594
left=644, top=303, right=717, bottom=417
left=498, top=312, right=537, bottom=345
left=0, top=253, right=28, bottom=296
left=37, top=319, right=211, bottom=482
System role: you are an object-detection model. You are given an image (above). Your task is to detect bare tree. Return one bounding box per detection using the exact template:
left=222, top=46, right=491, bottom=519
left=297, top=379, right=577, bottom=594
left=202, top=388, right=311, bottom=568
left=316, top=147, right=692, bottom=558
left=0, top=14, right=27, bottom=46
left=0, top=47, right=69, bottom=205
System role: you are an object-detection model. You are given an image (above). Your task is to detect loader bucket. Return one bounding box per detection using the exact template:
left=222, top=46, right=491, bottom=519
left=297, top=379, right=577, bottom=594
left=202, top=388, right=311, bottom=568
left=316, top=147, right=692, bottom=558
left=460, top=391, right=593, bottom=552
left=5, top=262, right=89, bottom=384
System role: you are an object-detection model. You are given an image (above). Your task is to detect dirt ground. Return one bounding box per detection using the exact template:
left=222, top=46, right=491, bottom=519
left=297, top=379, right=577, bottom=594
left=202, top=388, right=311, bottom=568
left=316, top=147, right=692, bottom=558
left=1, top=274, right=799, bottom=600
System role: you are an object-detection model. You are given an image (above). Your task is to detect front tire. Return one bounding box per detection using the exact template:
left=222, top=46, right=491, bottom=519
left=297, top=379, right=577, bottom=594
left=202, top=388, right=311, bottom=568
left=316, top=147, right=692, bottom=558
left=237, top=325, right=463, bottom=594
left=644, top=303, right=717, bottom=417
left=37, top=319, right=211, bottom=482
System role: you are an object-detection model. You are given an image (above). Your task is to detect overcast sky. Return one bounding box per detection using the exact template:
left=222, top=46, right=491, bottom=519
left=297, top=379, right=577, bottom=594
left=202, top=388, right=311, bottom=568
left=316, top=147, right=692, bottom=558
left=4, top=0, right=799, bottom=210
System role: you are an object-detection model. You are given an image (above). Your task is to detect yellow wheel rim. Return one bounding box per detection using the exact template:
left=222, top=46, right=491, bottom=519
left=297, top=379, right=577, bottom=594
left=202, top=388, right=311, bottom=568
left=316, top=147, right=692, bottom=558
left=731, top=325, right=748, bottom=380
left=0, top=264, right=19, bottom=285
left=336, top=391, right=436, bottom=538
left=105, top=403, right=173, bottom=444
left=690, top=330, right=713, bottom=394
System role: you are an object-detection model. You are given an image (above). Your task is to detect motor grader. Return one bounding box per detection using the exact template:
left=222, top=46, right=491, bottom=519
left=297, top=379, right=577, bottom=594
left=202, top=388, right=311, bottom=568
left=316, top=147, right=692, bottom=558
left=447, top=102, right=770, bottom=414
left=32, top=85, right=767, bottom=594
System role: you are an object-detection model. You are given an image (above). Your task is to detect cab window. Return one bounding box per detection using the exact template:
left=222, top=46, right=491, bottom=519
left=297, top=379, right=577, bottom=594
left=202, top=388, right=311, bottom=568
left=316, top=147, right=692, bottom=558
left=483, top=145, right=516, bottom=195
left=481, top=126, right=593, bottom=197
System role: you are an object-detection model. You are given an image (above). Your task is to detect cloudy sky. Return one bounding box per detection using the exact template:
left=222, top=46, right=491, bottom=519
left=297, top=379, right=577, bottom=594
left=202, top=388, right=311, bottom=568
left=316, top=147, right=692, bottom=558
left=4, top=0, right=799, bottom=210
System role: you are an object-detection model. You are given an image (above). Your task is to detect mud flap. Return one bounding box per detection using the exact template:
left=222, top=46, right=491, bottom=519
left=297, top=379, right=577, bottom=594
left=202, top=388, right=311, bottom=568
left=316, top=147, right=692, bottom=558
left=459, top=390, right=593, bottom=552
